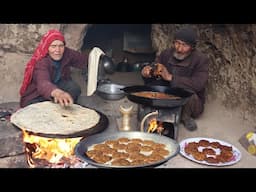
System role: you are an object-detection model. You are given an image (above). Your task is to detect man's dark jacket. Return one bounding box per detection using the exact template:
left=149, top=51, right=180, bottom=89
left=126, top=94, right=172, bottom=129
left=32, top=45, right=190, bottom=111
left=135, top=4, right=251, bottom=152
left=144, top=48, right=209, bottom=105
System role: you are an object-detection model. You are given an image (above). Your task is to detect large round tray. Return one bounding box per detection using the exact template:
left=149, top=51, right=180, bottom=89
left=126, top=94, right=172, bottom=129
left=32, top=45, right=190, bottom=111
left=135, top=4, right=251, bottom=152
left=12, top=108, right=108, bottom=139
left=75, top=131, right=180, bottom=168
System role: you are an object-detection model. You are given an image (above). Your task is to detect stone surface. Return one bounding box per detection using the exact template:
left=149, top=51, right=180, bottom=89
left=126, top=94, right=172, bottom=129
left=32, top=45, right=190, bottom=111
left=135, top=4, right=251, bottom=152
left=0, top=102, right=24, bottom=158
left=0, top=154, right=28, bottom=168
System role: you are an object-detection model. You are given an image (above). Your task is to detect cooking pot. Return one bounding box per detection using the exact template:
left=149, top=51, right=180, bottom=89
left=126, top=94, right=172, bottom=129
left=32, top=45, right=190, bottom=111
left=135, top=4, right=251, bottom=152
left=122, top=85, right=194, bottom=108
left=97, top=83, right=126, bottom=100
left=99, top=54, right=115, bottom=74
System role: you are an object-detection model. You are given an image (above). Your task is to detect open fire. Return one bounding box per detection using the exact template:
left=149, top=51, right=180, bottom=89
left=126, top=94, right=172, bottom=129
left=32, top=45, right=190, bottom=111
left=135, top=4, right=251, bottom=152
left=22, top=130, right=87, bottom=168
left=147, top=118, right=164, bottom=134
left=145, top=117, right=175, bottom=139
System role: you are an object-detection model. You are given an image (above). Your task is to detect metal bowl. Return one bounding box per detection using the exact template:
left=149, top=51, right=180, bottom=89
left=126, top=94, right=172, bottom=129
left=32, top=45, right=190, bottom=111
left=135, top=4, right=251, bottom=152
left=75, top=131, right=180, bottom=168
left=96, top=83, right=125, bottom=100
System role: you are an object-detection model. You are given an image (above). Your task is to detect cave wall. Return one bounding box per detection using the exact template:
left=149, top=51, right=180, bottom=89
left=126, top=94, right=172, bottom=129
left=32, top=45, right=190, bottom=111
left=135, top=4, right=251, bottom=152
left=152, top=24, right=256, bottom=122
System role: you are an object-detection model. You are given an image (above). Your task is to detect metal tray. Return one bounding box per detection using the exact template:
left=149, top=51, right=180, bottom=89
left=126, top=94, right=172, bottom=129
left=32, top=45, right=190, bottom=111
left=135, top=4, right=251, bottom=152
left=12, top=108, right=109, bottom=139
left=75, top=131, right=180, bottom=168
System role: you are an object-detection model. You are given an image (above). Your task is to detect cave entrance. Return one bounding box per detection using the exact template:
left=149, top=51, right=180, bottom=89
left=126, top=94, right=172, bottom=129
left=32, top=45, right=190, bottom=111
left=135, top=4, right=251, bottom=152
left=82, top=24, right=156, bottom=72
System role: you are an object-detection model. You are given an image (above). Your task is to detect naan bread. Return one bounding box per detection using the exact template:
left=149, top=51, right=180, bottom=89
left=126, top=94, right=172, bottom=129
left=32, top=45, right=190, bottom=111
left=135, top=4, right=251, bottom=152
left=10, top=101, right=100, bottom=135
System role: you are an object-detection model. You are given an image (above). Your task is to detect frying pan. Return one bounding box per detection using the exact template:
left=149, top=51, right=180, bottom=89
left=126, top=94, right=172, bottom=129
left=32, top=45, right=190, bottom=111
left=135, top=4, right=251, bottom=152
left=75, top=131, right=180, bottom=168
left=122, top=85, right=193, bottom=108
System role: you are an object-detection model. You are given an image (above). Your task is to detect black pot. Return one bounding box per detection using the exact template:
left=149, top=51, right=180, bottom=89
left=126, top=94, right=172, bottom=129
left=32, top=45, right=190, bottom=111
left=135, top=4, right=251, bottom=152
left=99, top=55, right=115, bottom=74
left=122, top=85, right=194, bottom=108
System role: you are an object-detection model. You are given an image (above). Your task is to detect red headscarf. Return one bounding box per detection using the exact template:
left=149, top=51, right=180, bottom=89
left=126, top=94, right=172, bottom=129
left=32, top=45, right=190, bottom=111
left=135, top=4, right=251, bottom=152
left=19, top=29, right=65, bottom=96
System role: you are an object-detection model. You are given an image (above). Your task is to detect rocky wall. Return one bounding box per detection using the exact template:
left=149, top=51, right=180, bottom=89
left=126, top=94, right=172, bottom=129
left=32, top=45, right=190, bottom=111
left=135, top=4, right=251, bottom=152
left=152, top=24, right=256, bottom=122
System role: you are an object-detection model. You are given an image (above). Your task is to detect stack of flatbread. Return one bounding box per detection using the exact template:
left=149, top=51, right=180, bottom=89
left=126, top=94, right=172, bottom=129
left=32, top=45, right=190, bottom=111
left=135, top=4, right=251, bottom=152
left=10, top=101, right=100, bottom=135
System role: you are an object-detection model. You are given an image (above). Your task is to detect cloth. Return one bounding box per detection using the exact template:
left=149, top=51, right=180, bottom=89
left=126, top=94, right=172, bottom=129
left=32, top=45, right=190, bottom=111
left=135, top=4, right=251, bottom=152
left=174, top=26, right=197, bottom=47
left=144, top=47, right=209, bottom=118
left=20, top=47, right=87, bottom=108
left=19, top=29, right=65, bottom=96
left=87, top=47, right=105, bottom=96
left=53, top=61, right=61, bottom=83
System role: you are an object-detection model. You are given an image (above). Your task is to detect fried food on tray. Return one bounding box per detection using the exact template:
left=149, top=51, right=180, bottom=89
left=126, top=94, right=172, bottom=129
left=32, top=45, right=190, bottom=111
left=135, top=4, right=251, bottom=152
left=198, top=140, right=210, bottom=147
left=184, top=139, right=235, bottom=164
left=86, top=150, right=103, bottom=158
left=105, top=140, right=119, bottom=146
left=112, top=143, right=127, bottom=150
left=219, top=145, right=233, bottom=151
left=205, top=157, right=219, bottom=164
left=93, top=143, right=109, bottom=150
left=202, top=148, right=216, bottom=155
left=152, top=148, right=170, bottom=156
left=111, top=158, right=130, bottom=166
left=93, top=154, right=112, bottom=164
left=112, top=151, right=129, bottom=159
left=140, top=145, right=153, bottom=152
left=192, top=151, right=207, bottom=161
left=209, top=141, right=221, bottom=148
left=126, top=145, right=141, bottom=153
left=146, top=154, right=165, bottom=163
left=184, top=142, right=199, bottom=155
left=130, top=159, right=146, bottom=166
left=85, top=137, right=170, bottom=166
left=151, top=143, right=166, bottom=149
left=129, top=153, right=147, bottom=161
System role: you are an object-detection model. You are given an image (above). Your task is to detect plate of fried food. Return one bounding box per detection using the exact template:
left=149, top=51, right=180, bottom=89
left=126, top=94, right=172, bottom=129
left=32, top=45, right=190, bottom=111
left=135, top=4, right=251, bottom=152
left=75, top=131, right=179, bottom=168
left=179, top=137, right=242, bottom=166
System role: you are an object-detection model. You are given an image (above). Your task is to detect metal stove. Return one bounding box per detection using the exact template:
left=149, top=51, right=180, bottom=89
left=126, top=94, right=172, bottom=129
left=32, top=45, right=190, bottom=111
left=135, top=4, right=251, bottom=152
left=138, top=104, right=182, bottom=140
left=122, top=85, right=193, bottom=140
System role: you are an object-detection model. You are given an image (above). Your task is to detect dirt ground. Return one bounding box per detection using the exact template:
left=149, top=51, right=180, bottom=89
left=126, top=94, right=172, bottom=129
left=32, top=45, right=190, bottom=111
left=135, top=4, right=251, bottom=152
left=161, top=99, right=256, bottom=168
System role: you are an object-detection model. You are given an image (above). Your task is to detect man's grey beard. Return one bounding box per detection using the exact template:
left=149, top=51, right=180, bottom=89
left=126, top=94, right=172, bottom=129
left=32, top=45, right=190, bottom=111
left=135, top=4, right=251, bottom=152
left=173, top=51, right=191, bottom=60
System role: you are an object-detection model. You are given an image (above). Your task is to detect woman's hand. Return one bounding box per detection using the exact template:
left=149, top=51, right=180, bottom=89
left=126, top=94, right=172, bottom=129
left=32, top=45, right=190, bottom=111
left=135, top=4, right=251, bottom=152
left=141, top=65, right=153, bottom=78
left=51, top=88, right=73, bottom=107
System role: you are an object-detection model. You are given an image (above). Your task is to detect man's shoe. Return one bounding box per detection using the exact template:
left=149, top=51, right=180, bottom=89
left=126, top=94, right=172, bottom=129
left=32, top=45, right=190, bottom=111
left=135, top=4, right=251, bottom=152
left=182, top=118, right=197, bottom=131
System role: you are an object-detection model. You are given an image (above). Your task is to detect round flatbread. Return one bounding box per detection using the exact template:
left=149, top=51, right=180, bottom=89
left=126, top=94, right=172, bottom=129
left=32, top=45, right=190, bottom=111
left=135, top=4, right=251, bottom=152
left=10, top=101, right=100, bottom=135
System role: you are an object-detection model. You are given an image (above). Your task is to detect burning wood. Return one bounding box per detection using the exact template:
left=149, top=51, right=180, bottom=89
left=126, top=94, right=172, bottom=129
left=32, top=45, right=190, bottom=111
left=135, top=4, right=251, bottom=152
left=22, top=130, right=86, bottom=168
left=147, top=118, right=163, bottom=134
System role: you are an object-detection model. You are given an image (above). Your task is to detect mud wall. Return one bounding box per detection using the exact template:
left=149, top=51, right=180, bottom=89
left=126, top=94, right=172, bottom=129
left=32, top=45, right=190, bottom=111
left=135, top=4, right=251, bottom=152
left=152, top=24, right=256, bottom=122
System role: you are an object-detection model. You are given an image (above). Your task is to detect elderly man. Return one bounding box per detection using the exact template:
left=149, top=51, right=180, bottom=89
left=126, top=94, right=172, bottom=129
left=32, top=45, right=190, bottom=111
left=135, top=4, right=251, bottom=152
left=141, top=26, right=209, bottom=131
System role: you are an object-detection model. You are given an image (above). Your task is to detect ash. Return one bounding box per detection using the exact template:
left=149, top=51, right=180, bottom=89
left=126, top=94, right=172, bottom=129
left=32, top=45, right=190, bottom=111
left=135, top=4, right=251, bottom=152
left=30, top=156, right=88, bottom=168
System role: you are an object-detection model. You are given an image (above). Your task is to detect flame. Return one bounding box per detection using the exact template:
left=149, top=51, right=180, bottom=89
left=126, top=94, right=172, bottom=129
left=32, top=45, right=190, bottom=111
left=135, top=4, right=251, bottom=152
left=22, top=130, right=82, bottom=165
left=147, top=118, right=164, bottom=134
left=147, top=118, right=158, bottom=133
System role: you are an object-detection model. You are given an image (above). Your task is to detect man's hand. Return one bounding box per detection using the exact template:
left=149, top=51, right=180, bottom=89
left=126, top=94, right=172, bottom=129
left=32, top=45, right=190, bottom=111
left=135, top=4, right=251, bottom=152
left=155, top=63, right=173, bottom=81
left=51, top=88, right=73, bottom=107
left=141, top=65, right=153, bottom=78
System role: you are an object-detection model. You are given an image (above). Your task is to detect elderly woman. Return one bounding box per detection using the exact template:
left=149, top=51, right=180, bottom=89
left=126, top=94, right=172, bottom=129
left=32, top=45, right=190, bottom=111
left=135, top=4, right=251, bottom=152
left=19, top=29, right=88, bottom=108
